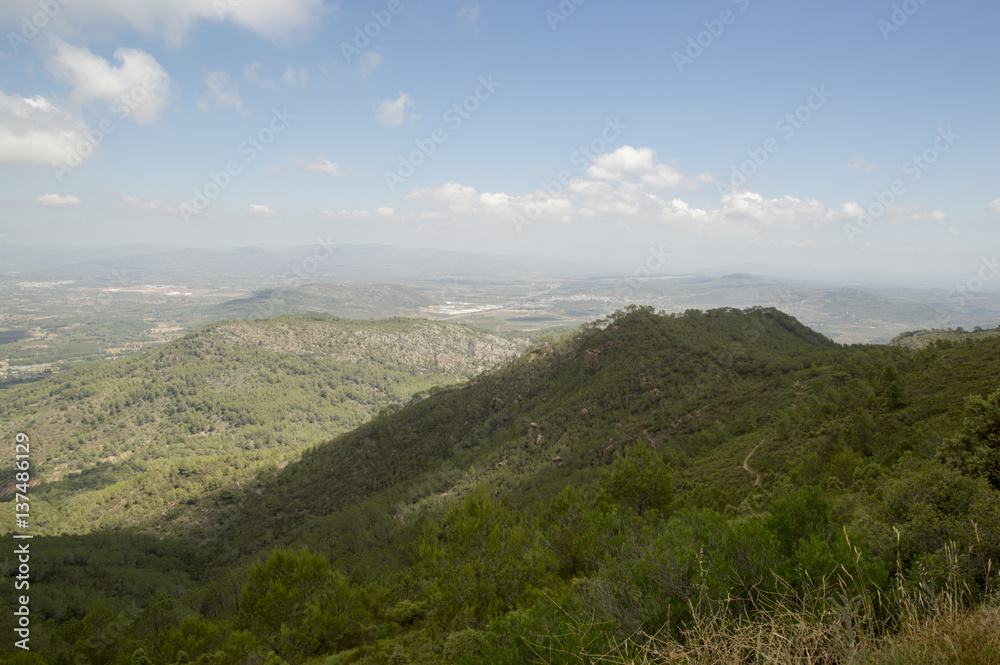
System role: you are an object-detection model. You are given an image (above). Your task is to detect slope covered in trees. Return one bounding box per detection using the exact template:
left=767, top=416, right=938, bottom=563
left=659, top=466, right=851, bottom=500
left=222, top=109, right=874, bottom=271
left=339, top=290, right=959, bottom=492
left=0, top=314, right=528, bottom=535
left=4, top=306, right=1000, bottom=665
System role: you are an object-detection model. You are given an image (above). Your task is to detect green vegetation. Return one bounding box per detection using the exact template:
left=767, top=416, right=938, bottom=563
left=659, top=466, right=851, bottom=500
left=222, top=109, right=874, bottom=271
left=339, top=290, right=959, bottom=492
left=0, top=314, right=527, bottom=536
left=892, top=326, right=1000, bottom=349
left=3, top=306, right=1000, bottom=664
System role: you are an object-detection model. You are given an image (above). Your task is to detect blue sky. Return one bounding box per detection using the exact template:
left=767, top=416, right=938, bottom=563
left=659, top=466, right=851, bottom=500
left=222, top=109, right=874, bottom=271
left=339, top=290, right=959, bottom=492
left=1, top=0, right=998, bottom=277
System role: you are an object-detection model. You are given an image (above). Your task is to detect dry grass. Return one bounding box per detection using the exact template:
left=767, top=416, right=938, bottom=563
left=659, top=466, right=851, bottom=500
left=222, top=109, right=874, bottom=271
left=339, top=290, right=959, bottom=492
left=860, top=603, right=1000, bottom=665
left=536, top=540, right=998, bottom=665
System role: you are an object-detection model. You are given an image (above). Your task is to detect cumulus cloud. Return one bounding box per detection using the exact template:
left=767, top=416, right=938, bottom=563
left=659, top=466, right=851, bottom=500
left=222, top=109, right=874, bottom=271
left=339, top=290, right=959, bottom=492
left=329, top=143, right=905, bottom=243
left=586, top=146, right=714, bottom=189
left=47, top=40, right=173, bottom=125
left=716, top=191, right=849, bottom=231
left=570, top=188, right=854, bottom=238
left=245, top=204, right=275, bottom=215
left=374, top=92, right=418, bottom=127
left=290, top=154, right=347, bottom=176
left=402, top=179, right=859, bottom=239
left=0, top=91, right=91, bottom=165
left=0, top=0, right=325, bottom=45
left=37, top=193, right=81, bottom=206
left=406, top=181, right=573, bottom=224
left=198, top=70, right=246, bottom=114
left=990, top=198, right=1000, bottom=213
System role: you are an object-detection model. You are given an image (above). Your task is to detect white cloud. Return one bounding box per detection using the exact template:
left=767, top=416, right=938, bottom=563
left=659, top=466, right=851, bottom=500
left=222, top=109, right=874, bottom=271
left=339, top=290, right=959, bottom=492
left=245, top=63, right=278, bottom=89
left=376, top=206, right=395, bottom=216
left=0, top=91, right=91, bottom=165
left=358, top=51, right=382, bottom=78
left=847, top=154, right=877, bottom=173
left=321, top=142, right=933, bottom=244
left=0, top=0, right=325, bottom=45
left=282, top=66, right=307, bottom=87
left=586, top=146, right=714, bottom=189
left=402, top=176, right=863, bottom=240
left=990, top=198, right=1000, bottom=213
left=290, top=154, right=347, bottom=176
left=642, top=164, right=715, bottom=189
left=585, top=145, right=655, bottom=180
left=48, top=40, right=173, bottom=125
left=245, top=204, right=275, bottom=215
left=716, top=191, right=848, bottom=231
left=407, top=181, right=573, bottom=224
left=198, top=70, right=246, bottom=114
left=37, top=193, right=81, bottom=206
left=406, top=182, right=500, bottom=214
left=374, top=92, right=418, bottom=127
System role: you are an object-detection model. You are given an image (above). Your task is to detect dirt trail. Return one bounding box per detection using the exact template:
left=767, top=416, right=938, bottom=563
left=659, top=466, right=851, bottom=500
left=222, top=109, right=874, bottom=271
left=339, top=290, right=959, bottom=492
left=743, top=443, right=762, bottom=486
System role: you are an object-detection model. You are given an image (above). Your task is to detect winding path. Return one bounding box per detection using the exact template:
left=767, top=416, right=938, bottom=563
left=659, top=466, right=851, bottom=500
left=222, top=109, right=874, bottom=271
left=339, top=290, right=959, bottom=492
left=743, top=443, right=762, bottom=486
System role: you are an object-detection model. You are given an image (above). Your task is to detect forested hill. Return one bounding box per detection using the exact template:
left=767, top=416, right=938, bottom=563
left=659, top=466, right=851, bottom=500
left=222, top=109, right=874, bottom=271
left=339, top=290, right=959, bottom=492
left=205, top=306, right=842, bottom=556
left=0, top=314, right=528, bottom=535
left=8, top=306, right=1000, bottom=665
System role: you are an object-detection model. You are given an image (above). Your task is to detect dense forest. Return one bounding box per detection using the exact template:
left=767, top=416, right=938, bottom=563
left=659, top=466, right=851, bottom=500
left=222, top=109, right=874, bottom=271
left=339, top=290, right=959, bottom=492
left=0, top=315, right=527, bottom=536
left=3, top=306, right=1000, bottom=664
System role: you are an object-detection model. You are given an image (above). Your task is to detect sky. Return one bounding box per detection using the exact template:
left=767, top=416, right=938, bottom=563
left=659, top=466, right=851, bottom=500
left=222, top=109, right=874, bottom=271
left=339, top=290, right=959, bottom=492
left=0, top=0, right=998, bottom=278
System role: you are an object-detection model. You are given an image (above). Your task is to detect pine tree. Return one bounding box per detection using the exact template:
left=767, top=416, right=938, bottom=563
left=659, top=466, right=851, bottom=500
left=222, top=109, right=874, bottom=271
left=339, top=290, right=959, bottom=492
left=938, top=386, right=1000, bottom=489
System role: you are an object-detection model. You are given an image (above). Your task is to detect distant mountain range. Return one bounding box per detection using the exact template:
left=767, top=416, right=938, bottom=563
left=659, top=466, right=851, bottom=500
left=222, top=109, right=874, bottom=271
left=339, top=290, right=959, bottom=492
left=1, top=243, right=999, bottom=345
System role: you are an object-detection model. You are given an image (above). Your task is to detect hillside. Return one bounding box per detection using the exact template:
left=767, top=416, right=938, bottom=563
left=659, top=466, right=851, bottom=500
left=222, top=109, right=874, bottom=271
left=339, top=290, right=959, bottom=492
left=6, top=307, right=1000, bottom=665
left=199, top=307, right=837, bottom=553
left=0, top=314, right=528, bottom=535
left=891, top=326, right=1000, bottom=349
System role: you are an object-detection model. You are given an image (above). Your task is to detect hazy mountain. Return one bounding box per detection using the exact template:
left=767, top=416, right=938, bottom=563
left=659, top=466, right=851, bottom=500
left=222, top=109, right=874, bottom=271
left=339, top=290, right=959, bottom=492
left=216, top=283, right=433, bottom=320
